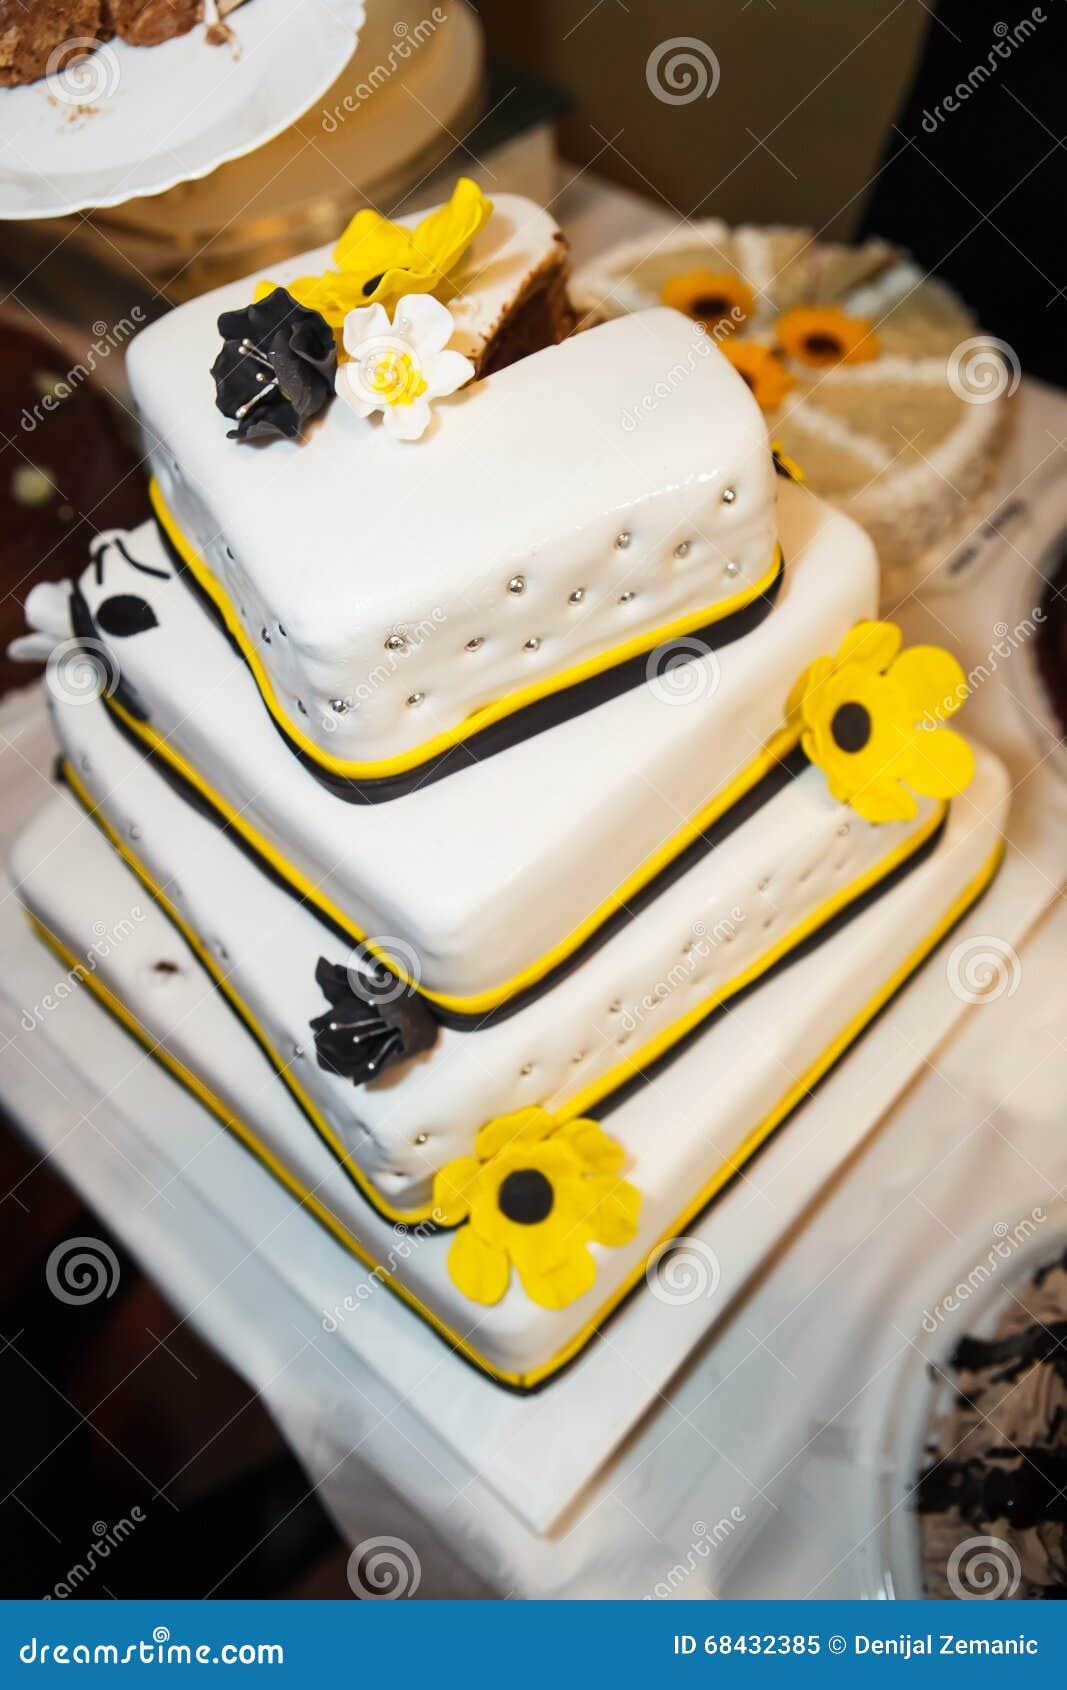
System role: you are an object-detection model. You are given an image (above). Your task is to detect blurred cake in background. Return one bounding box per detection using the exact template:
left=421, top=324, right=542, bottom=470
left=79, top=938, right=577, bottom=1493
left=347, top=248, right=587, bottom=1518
left=917, top=1245, right=1067, bottom=1600
left=50, top=1, right=488, bottom=300
left=574, top=224, right=1015, bottom=602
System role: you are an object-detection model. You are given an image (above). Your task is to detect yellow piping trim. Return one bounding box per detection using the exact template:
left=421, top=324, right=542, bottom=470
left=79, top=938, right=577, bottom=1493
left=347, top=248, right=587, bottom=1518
left=22, top=837, right=1003, bottom=1390
left=149, top=476, right=785, bottom=785
left=63, top=751, right=944, bottom=1227
left=103, top=687, right=801, bottom=1016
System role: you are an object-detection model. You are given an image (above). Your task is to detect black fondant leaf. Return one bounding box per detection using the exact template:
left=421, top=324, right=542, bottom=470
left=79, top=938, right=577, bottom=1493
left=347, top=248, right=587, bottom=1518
left=211, top=287, right=337, bottom=445
left=310, top=956, right=437, bottom=1086
left=94, top=594, right=159, bottom=638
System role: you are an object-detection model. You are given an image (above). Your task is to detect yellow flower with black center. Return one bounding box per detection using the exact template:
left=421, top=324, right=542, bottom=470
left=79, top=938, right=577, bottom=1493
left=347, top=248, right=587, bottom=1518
left=257, top=178, right=493, bottom=330
left=788, top=622, right=975, bottom=823
left=720, top=340, right=795, bottom=410
left=433, top=1106, right=641, bottom=1310
left=776, top=304, right=878, bottom=367
left=661, top=269, right=755, bottom=333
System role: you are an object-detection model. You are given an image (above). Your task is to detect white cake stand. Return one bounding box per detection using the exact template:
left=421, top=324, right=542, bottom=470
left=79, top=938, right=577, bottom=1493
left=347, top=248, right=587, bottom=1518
left=0, top=0, right=365, bottom=220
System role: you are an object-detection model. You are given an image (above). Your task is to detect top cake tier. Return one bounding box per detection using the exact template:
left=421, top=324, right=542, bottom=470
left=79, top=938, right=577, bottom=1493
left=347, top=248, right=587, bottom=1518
left=129, top=194, right=779, bottom=790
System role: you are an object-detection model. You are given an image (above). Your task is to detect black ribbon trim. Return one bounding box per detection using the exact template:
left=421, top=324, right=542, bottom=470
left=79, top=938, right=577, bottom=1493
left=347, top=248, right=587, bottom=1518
left=97, top=688, right=807, bottom=1030
left=153, top=512, right=786, bottom=804
left=37, top=791, right=995, bottom=1395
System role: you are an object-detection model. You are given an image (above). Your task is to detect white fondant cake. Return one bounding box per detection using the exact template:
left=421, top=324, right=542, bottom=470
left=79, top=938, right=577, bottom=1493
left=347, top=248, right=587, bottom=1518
left=133, top=288, right=778, bottom=774
left=49, top=681, right=946, bottom=1213
left=13, top=760, right=1007, bottom=1385
left=41, top=475, right=873, bottom=1013
left=8, top=184, right=1011, bottom=1388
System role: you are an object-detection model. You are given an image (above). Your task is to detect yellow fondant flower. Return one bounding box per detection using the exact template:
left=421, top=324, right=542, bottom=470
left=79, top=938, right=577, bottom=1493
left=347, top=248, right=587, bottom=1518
left=661, top=268, right=755, bottom=332
left=775, top=305, right=878, bottom=367
left=721, top=340, right=795, bottom=410
left=787, top=622, right=975, bottom=823
left=258, top=178, right=493, bottom=330
left=433, top=1106, right=640, bottom=1310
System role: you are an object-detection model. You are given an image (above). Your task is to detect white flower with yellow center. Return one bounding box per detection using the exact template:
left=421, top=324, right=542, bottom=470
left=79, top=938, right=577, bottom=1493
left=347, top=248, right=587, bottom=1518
left=335, top=293, right=474, bottom=442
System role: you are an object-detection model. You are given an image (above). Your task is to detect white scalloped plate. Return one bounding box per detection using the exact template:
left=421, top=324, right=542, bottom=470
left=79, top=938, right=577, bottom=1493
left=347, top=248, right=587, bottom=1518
left=0, top=0, right=365, bottom=220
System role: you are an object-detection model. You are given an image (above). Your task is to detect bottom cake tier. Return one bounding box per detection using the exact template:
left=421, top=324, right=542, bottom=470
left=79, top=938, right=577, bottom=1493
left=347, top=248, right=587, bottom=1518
left=12, top=752, right=1007, bottom=1390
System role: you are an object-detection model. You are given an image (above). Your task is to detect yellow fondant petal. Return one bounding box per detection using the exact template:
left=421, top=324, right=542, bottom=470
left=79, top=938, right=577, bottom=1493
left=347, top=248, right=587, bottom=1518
left=837, top=620, right=902, bottom=675
left=332, top=208, right=415, bottom=281
left=557, top=1117, right=624, bottom=1174
left=475, top=1105, right=555, bottom=1160
left=447, top=1225, right=510, bottom=1306
left=432, top=1155, right=481, bottom=1226
left=409, top=178, right=493, bottom=282
left=903, top=728, right=975, bottom=799
left=514, top=1242, right=597, bottom=1311
left=891, top=646, right=969, bottom=722
left=849, top=779, right=919, bottom=824
left=583, top=1177, right=641, bottom=1247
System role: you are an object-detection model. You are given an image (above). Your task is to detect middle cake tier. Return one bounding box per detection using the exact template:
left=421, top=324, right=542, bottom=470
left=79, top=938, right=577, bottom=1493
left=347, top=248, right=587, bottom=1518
left=47, top=471, right=877, bottom=1021
left=51, top=676, right=952, bottom=1220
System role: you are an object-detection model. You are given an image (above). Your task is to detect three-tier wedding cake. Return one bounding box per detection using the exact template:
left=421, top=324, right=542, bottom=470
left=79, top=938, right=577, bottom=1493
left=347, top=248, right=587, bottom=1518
left=10, top=182, right=1008, bottom=1390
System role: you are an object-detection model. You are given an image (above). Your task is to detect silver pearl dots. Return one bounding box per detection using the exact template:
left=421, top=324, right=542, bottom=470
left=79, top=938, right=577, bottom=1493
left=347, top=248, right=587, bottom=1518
left=406, top=692, right=425, bottom=708
left=615, top=531, right=632, bottom=550
left=465, top=636, right=484, bottom=652
left=414, top=1131, right=428, bottom=1146
left=674, top=541, right=690, bottom=559
left=568, top=587, right=586, bottom=604
left=724, top=560, right=741, bottom=577
left=524, top=636, right=541, bottom=651
left=384, top=633, right=407, bottom=653
left=721, top=486, right=737, bottom=504
left=330, top=697, right=352, bottom=715
left=619, top=590, right=636, bottom=603
left=507, top=574, right=526, bottom=595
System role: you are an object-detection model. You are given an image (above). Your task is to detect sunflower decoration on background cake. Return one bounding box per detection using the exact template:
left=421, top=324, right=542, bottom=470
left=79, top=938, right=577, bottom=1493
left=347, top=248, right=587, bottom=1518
left=573, top=222, right=1015, bottom=597
left=434, top=1106, right=640, bottom=1310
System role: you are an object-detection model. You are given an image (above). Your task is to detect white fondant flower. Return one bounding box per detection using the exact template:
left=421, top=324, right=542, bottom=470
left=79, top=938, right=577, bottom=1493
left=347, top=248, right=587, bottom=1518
left=335, top=293, right=474, bottom=442
left=7, top=579, right=72, bottom=663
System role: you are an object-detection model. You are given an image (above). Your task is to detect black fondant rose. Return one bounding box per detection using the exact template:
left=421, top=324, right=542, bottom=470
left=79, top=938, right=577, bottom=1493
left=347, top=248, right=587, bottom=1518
left=211, top=288, right=337, bottom=444
left=310, top=956, right=437, bottom=1086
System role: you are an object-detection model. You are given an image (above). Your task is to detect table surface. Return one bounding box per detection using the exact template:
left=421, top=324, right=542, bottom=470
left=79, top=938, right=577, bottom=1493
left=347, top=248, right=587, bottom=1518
left=1, top=175, right=1066, bottom=1599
